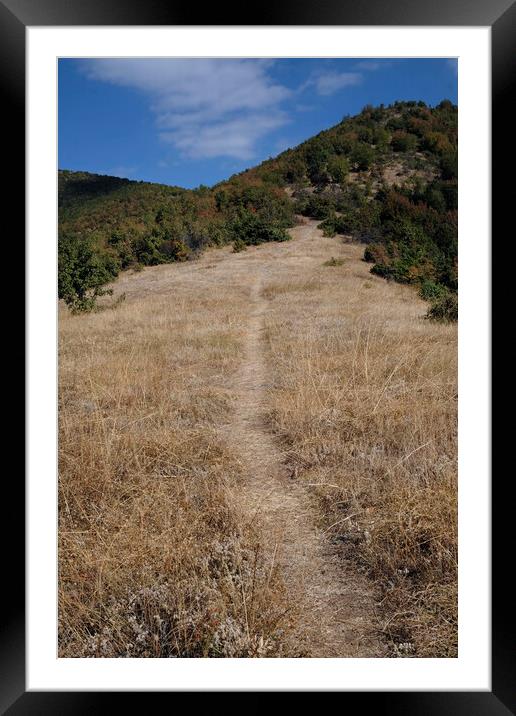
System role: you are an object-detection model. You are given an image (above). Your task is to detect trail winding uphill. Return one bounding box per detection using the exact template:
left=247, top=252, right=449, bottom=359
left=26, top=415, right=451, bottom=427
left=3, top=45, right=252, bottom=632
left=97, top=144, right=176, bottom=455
left=225, top=263, right=382, bottom=657
left=60, top=206, right=457, bottom=660
left=110, top=220, right=386, bottom=656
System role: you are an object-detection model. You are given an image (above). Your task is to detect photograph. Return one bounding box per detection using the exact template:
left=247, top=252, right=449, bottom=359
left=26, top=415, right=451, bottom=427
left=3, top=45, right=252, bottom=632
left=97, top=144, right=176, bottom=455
left=2, top=0, right=505, bottom=702
left=57, top=56, right=459, bottom=659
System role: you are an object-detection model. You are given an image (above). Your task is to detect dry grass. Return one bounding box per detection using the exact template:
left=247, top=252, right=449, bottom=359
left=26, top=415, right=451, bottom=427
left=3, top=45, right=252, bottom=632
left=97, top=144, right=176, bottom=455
left=263, top=252, right=457, bottom=657
left=59, top=222, right=457, bottom=658
left=58, top=279, right=290, bottom=658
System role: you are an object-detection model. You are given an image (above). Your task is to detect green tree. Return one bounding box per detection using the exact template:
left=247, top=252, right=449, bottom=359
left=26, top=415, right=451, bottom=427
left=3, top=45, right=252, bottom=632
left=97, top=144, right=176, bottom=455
left=327, top=155, right=350, bottom=184
left=391, top=131, right=418, bottom=152
left=284, top=157, right=306, bottom=184
left=304, top=139, right=331, bottom=184
left=372, top=127, right=390, bottom=148
left=350, top=143, right=375, bottom=170
left=229, top=210, right=290, bottom=246
left=132, top=230, right=166, bottom=265
left=58, top=234, right=117, bottom=313
left=440, top=151, right=458, bottom=180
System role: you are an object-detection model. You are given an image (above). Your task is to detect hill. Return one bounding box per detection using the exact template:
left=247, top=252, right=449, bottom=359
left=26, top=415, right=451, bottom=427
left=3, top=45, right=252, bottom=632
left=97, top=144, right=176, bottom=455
left=59, top=220, right=457, bottom=658
left=58, top=99, right=457, bottom=315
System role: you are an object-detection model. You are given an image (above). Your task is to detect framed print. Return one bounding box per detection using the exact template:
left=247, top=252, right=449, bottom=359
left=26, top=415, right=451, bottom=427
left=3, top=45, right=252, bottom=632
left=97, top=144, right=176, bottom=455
left=3, top=0, right=511, bottom=709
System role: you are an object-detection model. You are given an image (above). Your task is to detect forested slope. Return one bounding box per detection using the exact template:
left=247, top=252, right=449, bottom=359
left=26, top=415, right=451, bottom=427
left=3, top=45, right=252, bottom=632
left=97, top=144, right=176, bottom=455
left=59, top=99, right=457, bottom=316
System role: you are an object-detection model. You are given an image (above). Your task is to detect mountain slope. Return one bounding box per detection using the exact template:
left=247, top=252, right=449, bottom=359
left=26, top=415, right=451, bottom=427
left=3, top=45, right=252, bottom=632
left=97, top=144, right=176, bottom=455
left=58, top=99, right=457, bottom=314
left=233, top=99, right=457, bottom=295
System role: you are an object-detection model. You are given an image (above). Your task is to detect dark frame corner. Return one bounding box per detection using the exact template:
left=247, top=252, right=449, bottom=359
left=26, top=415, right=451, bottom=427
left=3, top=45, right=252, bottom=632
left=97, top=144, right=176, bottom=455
left=7, top=0, right=513, bottom=711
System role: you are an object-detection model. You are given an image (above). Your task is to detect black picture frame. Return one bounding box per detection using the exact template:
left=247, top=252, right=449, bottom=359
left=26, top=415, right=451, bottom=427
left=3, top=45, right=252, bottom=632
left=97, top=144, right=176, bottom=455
left=5, top=0, right=510, bottom=710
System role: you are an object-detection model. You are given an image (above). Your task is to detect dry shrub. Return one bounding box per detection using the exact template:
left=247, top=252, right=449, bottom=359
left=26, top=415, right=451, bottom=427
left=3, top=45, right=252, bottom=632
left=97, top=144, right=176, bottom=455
left=59, top=287, right=289, bottom=658
left=264, top=267, right=457, bottom=657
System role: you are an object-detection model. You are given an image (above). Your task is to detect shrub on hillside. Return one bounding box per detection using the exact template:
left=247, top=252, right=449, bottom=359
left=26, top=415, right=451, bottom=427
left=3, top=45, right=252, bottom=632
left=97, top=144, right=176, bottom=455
left=425, top=291, right=458, bottom=322
left=132, top=232, right=168, bottom=265
left=220, top=184, right=295, bottom=229
left=331, top=132, right=358, bottom=156
left=299, top=194, right=336, bottom=220
left=161, top=236, right=190, bottom=262
left=372, top=127, right=390, bottom=149
left=108, top=230, right=136, bottom=268
left=319, top=214, right=354, bottom=237
left=350, top=143, right=375, bottom=171
left=232, top=237, right=247, bottom=253
left=318, top=219, right=337, bottom=237
left=327, top=155, right=350, bottom=184
left=229, top=211, right=290, bottom=247
left=440, top=151, right=458, bottom=181
left=363, top=243, right=390, bottom=264
left=305, top=150, right=331, bottom=185
left=58, top=234, right=117, bottom=313
left=422, top=131, right=453, bottom=156
left=323, top=256, right=345, bottom=267
left=283, top=156, right=307, bottom=184
left=419, top=280, right=448, bottom=301
left=391, top=131, right=418, bottom=153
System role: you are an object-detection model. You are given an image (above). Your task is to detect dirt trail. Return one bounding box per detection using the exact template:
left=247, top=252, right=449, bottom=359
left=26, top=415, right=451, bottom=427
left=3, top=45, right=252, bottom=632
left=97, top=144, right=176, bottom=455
left=111, top=221, right=384, bottom=656
left=223, top=226, right=382, bottom=657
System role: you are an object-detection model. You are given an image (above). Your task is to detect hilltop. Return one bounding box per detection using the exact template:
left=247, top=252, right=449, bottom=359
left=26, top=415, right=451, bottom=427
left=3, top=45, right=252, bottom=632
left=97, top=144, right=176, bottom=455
left=58, top=99, right=457, bottom=316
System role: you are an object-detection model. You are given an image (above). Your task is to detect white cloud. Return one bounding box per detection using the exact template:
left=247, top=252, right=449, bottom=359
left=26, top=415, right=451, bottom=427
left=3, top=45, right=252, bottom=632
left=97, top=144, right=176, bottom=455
left=301, top=70, right=363, bottom=96
left=160, top=112, right=289, bottom=161
left=83, top=59, right=292, bottom=160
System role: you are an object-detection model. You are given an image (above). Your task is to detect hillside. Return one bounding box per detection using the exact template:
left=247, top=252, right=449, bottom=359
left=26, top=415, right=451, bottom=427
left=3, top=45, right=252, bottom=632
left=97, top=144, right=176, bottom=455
left=58, top=99, right=458, bottom=659
left=58, top=99, right=457, bottom=316
left=59, top=221, right=457, bottom=658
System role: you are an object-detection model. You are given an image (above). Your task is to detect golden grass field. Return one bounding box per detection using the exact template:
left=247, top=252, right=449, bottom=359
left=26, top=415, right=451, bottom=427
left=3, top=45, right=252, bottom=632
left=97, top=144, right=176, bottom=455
left=59, top=220, right=457, bottom=658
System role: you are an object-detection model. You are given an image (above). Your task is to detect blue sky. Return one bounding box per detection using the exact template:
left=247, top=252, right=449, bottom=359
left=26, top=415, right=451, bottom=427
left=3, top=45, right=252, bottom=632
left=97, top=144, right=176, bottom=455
left=58, top=58, right=457, bottom=189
